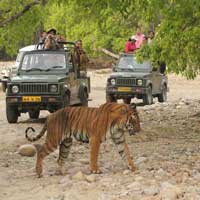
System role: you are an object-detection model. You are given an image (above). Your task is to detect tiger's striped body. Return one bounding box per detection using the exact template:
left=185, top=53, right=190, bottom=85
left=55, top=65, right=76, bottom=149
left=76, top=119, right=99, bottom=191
left=25, top=102, right=140, bottom=177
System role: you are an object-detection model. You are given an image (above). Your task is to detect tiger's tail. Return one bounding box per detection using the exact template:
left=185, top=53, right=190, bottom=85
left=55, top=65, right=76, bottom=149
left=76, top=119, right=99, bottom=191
left=25, top=122, right=47, bottom=142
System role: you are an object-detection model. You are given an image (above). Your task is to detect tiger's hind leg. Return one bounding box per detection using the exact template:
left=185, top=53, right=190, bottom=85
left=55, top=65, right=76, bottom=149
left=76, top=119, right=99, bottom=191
left=57, top=137, right=73, bottom=175
left=110, top=126, right=136, bottom=172
left=35, top=140, right=58, bottom=177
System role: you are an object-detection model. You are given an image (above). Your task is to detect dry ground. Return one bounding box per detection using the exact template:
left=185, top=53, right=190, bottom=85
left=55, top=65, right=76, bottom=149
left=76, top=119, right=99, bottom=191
left=0, top=62, right=200, bottom=200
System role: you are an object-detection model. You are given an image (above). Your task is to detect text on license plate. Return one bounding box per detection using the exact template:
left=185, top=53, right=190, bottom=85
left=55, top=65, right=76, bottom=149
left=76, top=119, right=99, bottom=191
left=117, top=87, right=132, bottom=92
left=22, top=96, right=41, bottom=102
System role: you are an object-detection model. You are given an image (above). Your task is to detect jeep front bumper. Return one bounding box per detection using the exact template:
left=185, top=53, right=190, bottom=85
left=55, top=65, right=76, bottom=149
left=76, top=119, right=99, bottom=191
left=106, top=86, right=148, bottom=97
left=6, top=95, right=62, bottom=105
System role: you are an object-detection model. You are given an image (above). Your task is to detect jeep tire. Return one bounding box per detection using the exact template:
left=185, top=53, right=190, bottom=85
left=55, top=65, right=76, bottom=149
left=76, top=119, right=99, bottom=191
left=143, top=86, right=153, bottom=105
left=62, top=93, right=70, bottom=107
left=28, top=110, right=40, bottom=119
left=123, top=98, right=131, bottom=104
left=6, top=104, right=18, bottom=123
left=158, top=85, right=167, bottom=102
left=2, top=82, right=6, bottom=92
left=80, top=91, right=88, bottom=106
left=106, top=93, right=117, bottom=103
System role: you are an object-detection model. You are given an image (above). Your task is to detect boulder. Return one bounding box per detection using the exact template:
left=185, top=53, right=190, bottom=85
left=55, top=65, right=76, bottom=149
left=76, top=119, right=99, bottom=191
left=17, top=144, right=36, bottom=157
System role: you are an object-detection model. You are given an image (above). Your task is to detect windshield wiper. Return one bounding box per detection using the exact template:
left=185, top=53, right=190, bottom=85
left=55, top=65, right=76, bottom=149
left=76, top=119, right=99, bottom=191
left=25, top=68, right=44, bottom=72
left=45, top=66, right=64, bottom=71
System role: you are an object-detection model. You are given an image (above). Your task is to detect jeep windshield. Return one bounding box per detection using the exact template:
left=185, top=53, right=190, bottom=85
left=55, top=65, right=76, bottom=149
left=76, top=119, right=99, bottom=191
left=20, top=53, right=67, bottom=72
left=116, top=56, right=151, bottom=72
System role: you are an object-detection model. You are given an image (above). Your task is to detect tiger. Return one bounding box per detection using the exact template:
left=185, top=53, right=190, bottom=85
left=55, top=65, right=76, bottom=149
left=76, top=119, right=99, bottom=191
left=25, top=102, right=140, bottom=177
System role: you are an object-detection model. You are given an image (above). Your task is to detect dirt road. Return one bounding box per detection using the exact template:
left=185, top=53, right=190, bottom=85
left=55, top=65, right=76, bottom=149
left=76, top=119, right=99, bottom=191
left=0, top=65, right=200, bottom=200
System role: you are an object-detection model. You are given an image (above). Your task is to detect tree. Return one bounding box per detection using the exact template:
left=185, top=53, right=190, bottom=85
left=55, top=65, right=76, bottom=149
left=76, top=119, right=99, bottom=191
left=0, top=0, right=199, bottom=78
left=0, top=0, right=46, bottom=55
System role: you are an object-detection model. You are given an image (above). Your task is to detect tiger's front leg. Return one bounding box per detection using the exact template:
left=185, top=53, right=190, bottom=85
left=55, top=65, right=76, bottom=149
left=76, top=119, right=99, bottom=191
left=111, top=126, right=136, bottom=172
left=89, top=136, right=102, bottom=174
left=57, top=137, right=73, bottom=175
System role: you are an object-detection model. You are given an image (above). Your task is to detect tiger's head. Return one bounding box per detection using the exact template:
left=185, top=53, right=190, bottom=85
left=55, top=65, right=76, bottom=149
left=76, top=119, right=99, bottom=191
left=125, top=103, right=141, bottom=135
left=98, top=102, right=141, bottom=135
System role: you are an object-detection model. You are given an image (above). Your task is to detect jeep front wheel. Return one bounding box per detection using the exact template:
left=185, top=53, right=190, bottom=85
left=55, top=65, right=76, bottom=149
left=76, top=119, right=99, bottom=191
left=2, top=82, right=7, bottom=92
left=106, top=93, right=117, bottom=103
left=80, top=91, right=88, bottom=106
left=143, top=86, right=153, bottom=105
left=62, top=94, right=70, bottom=107
left=28, top=110, right=40, bottom=119
left=158, top=85, right=167, bottom=102
left=123, top=98, right=131, bottom=104
left=6, top=104, right=18, bottom=123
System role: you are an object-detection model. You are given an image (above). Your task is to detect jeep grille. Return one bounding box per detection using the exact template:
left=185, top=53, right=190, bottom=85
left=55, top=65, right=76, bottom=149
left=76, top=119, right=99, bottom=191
left=21, top=83, right=48, bottom=94
left=116, top=78, right=136, bottom=86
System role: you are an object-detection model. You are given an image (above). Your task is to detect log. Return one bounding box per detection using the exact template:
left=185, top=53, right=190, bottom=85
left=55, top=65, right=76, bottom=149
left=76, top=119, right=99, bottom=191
left=100, top=48, right=119, bottom=59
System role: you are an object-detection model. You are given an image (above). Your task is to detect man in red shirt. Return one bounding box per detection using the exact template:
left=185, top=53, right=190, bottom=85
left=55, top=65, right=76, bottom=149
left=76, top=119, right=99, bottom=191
left=125, top=37, right=137, bottom=53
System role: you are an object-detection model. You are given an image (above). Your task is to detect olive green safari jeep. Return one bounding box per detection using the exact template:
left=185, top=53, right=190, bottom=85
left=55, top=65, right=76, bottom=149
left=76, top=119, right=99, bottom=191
left=6, top=42, right=90, bottom=123
left=106, top=53, right=168, bottom=105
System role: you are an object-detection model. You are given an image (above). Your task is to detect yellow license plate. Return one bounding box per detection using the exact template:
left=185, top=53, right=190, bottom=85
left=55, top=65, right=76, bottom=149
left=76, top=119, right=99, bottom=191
left=22, top=96, right=41, bottom=102
left=117, top=87, right=132, bottom=92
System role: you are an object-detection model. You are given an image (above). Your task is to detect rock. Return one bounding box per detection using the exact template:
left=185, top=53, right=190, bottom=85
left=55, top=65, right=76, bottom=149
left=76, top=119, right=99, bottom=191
left=143, top=185, right=159, bottom=196
left=79, top=158, right=89, bottom=164
left=72, top=171, right=85, bottom=181
left=123, top=169, right=131, bottom=175
left=160, top=182, right=182, bottom=200
left=60, top=176, right=73, bottom=188
left=135, top=157, right=147, bottom=165
left=156, top=168, right=167, bottom=177
left=85, top=174, right=96, bottom=183
left=134, top=176, right=144, bottom=181
left=17, top=144, right=36, bottom=157
left=127, top=181, right=141, bottom=191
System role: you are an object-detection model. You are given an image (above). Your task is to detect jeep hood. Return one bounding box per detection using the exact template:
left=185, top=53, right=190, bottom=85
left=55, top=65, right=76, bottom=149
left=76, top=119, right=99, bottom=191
left=10, top=74, right=67, bottom=83
left=110, top=71, right=151, bottom=78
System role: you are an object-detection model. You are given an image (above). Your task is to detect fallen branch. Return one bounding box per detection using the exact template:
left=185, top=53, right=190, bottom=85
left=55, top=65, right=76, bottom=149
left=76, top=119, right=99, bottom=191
left=100, top=48, right=119, bottom=59
left=0, top=0, right=45, bottom=27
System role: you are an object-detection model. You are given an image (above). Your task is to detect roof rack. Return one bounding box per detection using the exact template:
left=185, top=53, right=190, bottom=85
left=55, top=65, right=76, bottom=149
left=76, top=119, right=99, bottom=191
left=36, top=41, right=77, bottom=51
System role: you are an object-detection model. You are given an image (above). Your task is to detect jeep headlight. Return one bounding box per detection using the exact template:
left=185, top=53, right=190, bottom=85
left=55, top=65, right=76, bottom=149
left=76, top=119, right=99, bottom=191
left=137, top=79, right=143, bottom=86
left=11, top=85, right=19, bottom=93
left=110, top=78, right=116, bottom=85
left=49, top=84, right=58, bottom=93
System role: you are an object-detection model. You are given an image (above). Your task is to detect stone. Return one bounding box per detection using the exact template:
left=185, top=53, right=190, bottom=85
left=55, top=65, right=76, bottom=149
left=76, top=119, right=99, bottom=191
left=143, top=185, right=159, bottom=196
left=60, top=176, right=73, bottom=188
left=176, top=105, right=182, bottom=109
left=123, top=169, right=131, bottom=175
left=134, top=176, right=144, bottom=181
left=72, top=171, right=85, bottom=181
left=79, top=158, right=89, bottom=164
left=160, top=182, right=182, bottom=200
left=85, top=174, right=96, bottom=183
left=135, top=157, right=147, bottom=165
left=17, top=144, right=36, bottom=157
left=127, top=181, right=141, bottom=191
left=156, top=168, right=167, bottom=177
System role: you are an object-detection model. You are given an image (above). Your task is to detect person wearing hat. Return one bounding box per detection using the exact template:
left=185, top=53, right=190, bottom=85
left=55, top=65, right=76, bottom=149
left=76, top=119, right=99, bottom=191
left=47, top=28, right=57, bottom=35
left=44, top=28, right=59, bottom=49
left=124, top=37, right=137, bottom=53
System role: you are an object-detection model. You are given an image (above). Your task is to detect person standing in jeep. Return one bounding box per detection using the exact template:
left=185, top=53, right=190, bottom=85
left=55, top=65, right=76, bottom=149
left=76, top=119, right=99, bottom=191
left=125, top=37, right=137, bottom=53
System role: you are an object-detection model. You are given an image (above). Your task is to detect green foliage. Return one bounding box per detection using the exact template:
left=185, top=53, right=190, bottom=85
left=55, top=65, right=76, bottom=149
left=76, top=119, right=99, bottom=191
left=0, top=0, right=199, bottom=78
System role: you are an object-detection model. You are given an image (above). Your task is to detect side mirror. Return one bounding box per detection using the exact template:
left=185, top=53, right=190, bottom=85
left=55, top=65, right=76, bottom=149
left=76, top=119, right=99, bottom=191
left=112, top=63, right=117, bottom=72
left=159, top=62, right=166, bottom=74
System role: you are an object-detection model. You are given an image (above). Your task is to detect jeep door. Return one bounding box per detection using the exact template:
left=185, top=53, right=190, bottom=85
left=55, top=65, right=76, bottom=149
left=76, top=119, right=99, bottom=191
left=70, top=72, right=80, bottom=102
left=152, top=70, right=163, bottom=94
